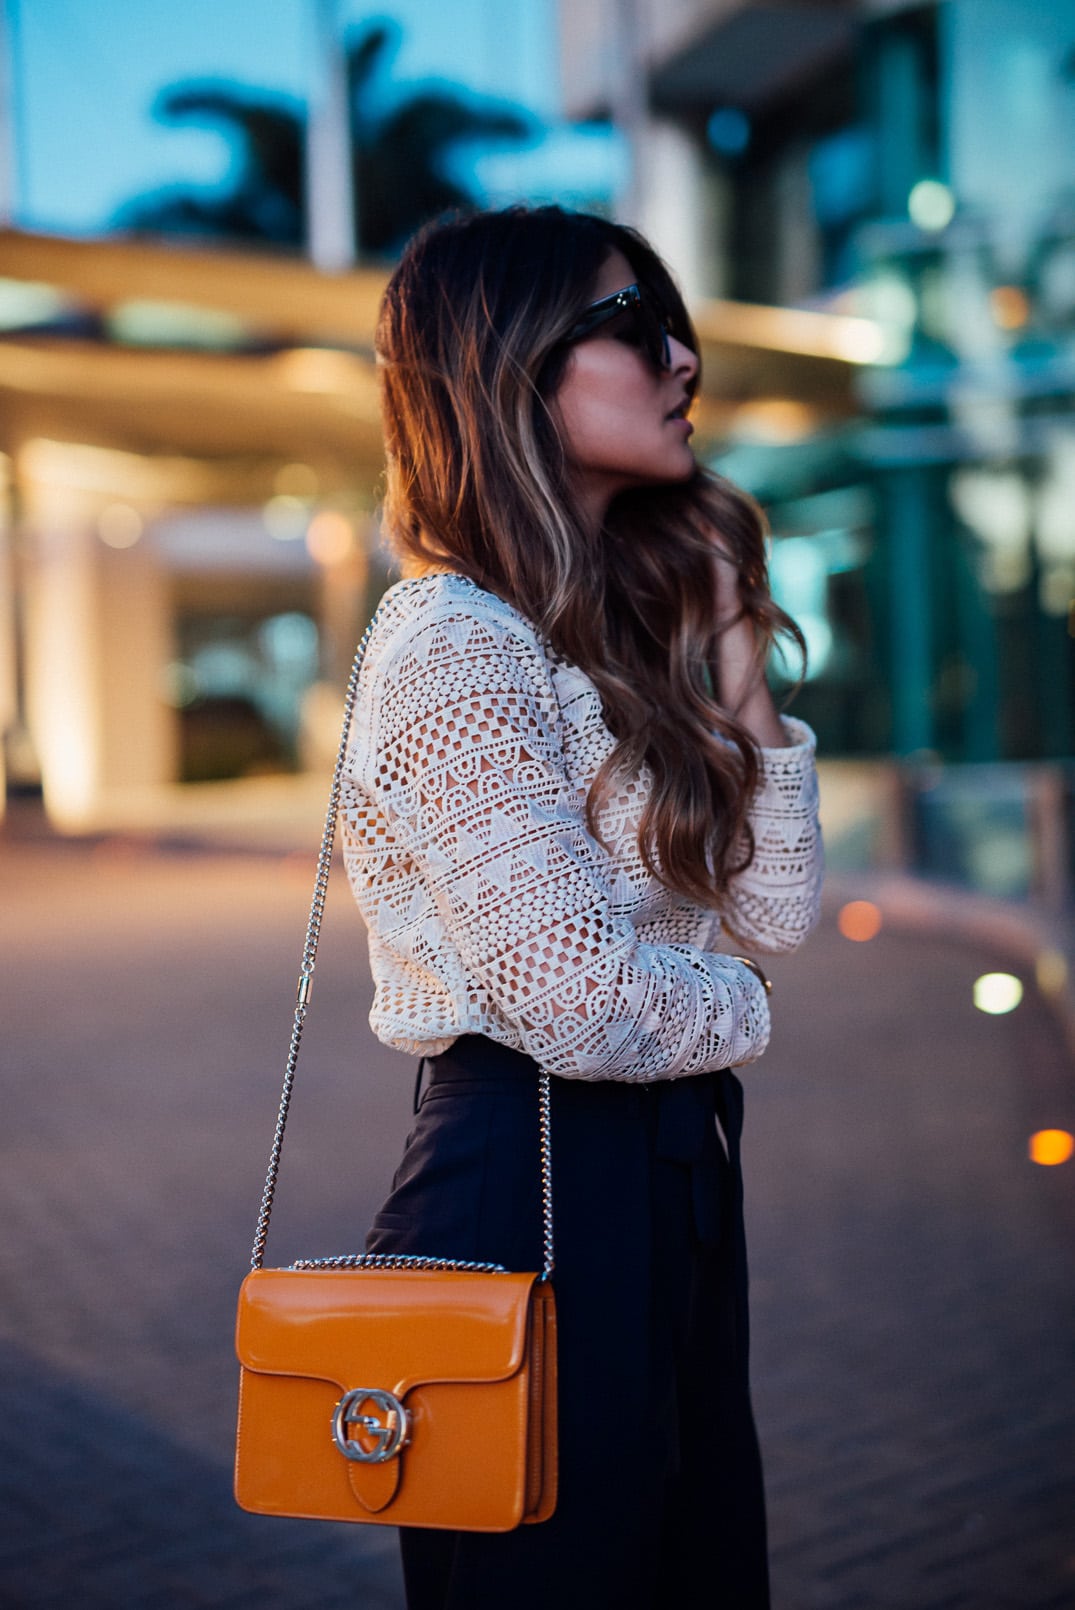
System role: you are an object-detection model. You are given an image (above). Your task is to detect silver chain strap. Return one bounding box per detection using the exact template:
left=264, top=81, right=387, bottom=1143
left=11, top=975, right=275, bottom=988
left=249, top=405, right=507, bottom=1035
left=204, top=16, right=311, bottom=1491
left=249, top=609, right=555, bottom=1283
left=290, top=1253, right=509, bottom=1272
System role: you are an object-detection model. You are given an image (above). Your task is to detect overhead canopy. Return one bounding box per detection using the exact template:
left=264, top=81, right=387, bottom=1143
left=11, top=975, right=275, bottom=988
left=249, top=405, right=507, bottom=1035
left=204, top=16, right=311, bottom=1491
left=0, top=228, right=385, bottom=346
left=0, top=337, right=383, bottom=467
left=650, top=3, right=855, bottom=114
left=0, top=228, right=881, bottom=494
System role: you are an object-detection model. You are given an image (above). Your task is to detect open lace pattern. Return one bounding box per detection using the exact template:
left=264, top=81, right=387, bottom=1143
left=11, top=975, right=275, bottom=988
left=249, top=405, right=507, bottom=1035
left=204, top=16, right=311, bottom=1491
left=340, top=574, right=823, bottom=1083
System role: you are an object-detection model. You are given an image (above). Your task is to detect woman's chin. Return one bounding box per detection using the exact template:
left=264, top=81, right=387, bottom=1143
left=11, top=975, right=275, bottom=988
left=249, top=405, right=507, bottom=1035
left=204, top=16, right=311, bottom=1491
left=636, top=445, right=699, bottom=487
left=661, top=448, right=699, bottom=483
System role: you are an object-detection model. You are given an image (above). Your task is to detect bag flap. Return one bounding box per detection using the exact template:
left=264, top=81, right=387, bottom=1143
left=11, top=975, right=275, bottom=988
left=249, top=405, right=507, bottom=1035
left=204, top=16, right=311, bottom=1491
left=236, top=1267, right=539, bottom=1395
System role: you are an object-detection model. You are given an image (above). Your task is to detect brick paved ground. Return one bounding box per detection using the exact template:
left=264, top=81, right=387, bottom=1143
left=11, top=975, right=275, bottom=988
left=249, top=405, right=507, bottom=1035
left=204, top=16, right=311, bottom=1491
left=1, top=828, right=1073, bottom=1609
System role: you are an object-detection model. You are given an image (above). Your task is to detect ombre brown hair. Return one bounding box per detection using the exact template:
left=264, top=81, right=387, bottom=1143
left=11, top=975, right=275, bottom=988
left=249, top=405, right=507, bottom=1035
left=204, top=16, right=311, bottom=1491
left=376, top=205, right=805, bottom=908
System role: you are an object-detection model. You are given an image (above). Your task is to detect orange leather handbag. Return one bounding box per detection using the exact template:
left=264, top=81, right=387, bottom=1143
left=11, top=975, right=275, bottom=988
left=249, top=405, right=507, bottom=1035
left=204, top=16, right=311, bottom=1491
left=234, top=622, right=558, bottom=1532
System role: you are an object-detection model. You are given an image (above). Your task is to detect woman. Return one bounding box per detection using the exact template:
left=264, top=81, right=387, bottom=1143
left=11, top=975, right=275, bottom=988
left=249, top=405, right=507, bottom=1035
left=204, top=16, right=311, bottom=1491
left=339, top=205, right=823, bottom=1610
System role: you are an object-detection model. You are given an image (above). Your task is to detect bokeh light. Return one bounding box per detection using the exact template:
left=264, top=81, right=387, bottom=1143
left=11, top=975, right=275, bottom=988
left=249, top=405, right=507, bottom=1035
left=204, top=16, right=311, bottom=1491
left=263, top=494, right=308, bottom=542
left=97, top=502, right=143, bottom=549
left=990, top=286, right=1030, bottom=330
left=707, top=107, right=751, bottom=156
left=830, top=320, right=891, bottom=364
left=908, top=178, right=956, bottom=231
left=837, top=900, right=883, bottom=942
left=305, top=509, right=354, bottom=565
left=159, top=660, right=200, bottom=708
left=1028, top=1130, right=1074, bottom=1166
left=973, top=972, right=1024, bottom=1014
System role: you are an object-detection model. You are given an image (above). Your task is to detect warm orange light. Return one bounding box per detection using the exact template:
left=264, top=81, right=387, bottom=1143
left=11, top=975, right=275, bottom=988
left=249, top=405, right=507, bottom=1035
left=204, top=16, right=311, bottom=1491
left=1035, top=949, right=1068, bottom=999
left=306, top=508, right=353, bottom=565
left=1028, top=1129, right=1074, bottom=1166
left=990, top=286, right=1030, bottom=330
left=837, top=900, right=883, bottom=942
left=731, top=397, right=817, bottom=444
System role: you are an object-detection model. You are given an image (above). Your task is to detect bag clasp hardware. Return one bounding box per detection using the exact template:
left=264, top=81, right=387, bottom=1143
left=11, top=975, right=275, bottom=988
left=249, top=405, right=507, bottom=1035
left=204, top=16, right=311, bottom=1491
left=331, top=1388, right=411, bottom=1463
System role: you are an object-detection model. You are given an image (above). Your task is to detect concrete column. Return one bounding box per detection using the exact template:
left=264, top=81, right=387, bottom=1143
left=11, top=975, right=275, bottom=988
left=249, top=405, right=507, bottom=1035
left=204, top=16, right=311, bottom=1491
left=608, top=0, right=730, bottom=302
left=306, top=0, right=356, bottom=269
left=22, top=510, right=101, bottom=827
left=96, top=532, right=176, bottom=795
left=635, top=118, right=727, bottom=304
left=317, top=520, right=369, bottom=689
left=21, top=479, right=175, bottom=829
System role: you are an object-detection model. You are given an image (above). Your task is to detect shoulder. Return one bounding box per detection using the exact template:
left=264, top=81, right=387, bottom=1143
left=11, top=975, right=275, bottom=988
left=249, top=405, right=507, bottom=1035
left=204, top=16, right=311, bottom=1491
left=364, top=572, right=552, bottom=687
left=355, top=573, right=567, bottom=768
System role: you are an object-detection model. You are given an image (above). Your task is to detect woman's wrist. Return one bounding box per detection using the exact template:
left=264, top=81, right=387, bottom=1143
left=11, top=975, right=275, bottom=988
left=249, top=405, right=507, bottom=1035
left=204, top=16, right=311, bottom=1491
left=714, top=616, right=789, bottom=747
left=708, top=541, right=792, bottom=748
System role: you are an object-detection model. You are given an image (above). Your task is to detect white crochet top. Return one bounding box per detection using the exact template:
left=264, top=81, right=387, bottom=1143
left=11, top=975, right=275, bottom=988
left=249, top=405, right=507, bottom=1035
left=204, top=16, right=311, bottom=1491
left=340, top=572, right=823, bottom=1082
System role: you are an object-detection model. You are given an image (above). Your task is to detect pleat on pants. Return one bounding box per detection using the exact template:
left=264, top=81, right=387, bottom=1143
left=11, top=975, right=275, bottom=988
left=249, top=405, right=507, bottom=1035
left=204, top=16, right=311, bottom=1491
left=364, top=1035, right=771, bottom=1610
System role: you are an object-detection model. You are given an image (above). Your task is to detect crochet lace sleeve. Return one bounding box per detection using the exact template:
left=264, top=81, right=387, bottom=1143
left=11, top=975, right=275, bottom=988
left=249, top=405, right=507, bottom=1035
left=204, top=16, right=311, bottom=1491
left=722, top=716, right=824, bottom=954
left=362, top=606, right=771, bottom=1082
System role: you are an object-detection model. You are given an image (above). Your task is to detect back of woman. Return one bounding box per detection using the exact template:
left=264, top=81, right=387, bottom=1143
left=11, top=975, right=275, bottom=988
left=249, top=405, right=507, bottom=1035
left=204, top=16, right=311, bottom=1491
left=340, top=204, right=824, bottom=1610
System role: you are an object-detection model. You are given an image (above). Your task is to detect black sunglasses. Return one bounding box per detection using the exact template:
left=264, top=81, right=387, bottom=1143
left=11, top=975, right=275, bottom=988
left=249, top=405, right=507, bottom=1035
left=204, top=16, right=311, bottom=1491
left=562, top=283, right=672, bottom=371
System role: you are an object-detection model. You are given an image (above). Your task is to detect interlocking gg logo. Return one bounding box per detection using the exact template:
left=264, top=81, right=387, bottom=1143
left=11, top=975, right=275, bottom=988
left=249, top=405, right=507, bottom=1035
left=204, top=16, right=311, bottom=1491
left=331, top=1387, right=410, bottom=1463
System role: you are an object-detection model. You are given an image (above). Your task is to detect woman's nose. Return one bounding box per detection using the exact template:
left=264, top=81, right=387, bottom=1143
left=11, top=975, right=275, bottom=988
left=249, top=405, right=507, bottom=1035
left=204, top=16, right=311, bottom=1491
left=668, top=334, right=699, bottom=385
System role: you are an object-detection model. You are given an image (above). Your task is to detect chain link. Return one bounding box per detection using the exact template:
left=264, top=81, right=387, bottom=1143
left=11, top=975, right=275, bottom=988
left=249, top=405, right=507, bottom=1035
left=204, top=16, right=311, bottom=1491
left=248, top=610, right=556, bottom=1282
left=289, top=1253, right=509, bottom=1272
left=538, top=1071, right=554, bottom=1280
left=249, top=621, right=372, bottom=1271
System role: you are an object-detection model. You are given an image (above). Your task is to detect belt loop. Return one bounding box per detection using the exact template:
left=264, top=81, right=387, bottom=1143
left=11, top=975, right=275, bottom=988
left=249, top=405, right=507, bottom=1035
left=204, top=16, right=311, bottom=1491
left=413, top=1058, right=428, bottom=1114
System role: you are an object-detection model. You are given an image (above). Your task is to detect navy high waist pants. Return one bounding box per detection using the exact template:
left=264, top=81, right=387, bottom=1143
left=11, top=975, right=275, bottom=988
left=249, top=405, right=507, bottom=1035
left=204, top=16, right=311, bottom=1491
left=365, top=1035, right=770, bottom=1609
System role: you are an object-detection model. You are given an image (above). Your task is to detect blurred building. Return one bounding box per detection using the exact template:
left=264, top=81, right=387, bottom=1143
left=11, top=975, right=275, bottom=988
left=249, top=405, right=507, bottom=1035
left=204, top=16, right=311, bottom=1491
left=0, top=219, right=877, bottom=833
left=0, top=233, right=388, bottom=828
left=2, top=0, right=1073, bottom=908
left=0, top=2, right=555, bottom=831
left=562, top=0, right=1075, bottom=901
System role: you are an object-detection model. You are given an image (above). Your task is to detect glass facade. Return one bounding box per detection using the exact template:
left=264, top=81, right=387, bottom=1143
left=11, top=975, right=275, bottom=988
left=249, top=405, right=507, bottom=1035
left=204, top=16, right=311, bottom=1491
left=707, top=0, right=1075, bottom=776
left=691, top=0, right=1075, bottom=895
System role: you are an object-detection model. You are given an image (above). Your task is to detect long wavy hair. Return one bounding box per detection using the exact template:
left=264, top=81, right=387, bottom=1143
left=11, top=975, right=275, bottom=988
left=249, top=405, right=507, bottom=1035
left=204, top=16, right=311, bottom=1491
left=376, top=205, right=804, bottom=907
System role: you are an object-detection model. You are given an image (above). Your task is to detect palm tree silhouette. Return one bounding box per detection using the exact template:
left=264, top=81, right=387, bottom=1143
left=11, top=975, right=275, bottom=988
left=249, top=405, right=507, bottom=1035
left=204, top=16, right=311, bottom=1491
left=115, top=21, right=534, bottom=255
